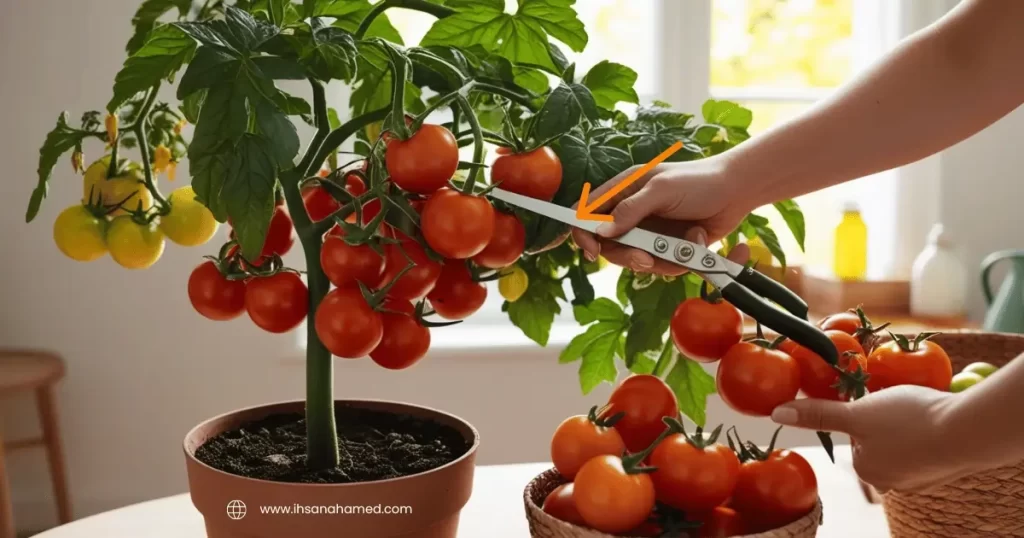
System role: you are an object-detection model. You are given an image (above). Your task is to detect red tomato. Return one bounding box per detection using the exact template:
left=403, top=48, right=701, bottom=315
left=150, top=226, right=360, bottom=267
left=717, top=342, right=800, bottom=416
left=315, top=287, right=383, bottom=358
left=699, top=506, right=747, bottom=538
left=421, top=188, right=496, bottom=259
left=369, top=299, right=430, bottom=370
left=345, top=172, right=367, bottom=196
left=244, top=272, right=308, bottom=333
left=472, top=211, right=526, bottom=269
left=302, top=186, right=341, bottom=222
left=188, top=261, right=246, bottom=321
left=783, top=331, right=866, bottom=400
left=427, top=262, right=487, bottom=320
left=649, top=433, right=740, bottom=513
left=320, top=228, right=385, bottom=288
left=491, top=146, right=562, bottom=201
left=867, top=337, right=952, bottom=392
left=670, top=297, right=743, bottom=362
left=574, top=455, right=656, bottom=534
left=550, top=414, right=626, bottom=480
left=228, top=207, right=294, bottom=258
left=604, top=375, right=679, bottom=453
left=542, top=483, right=585, bottom=526
left=379, top=238, right=442, bottom=300
left=385, top=124, right=458, bottom=194
left=819, top=311, right=862, bottom=334
left=732, top=450, right=817, bottom=532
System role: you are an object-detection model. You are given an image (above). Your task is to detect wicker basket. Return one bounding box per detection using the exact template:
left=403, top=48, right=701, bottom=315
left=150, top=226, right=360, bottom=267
left=881, top=331, right=1024, bottom=538
left=524, top=467, right=822, bottom=538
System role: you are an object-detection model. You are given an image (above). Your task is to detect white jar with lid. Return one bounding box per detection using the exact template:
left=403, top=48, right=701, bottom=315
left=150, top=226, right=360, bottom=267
left=910, top=224, right=967, bottom=318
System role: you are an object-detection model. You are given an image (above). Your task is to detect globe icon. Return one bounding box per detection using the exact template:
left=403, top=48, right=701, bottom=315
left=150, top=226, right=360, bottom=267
left=226, top=500, right=247, bottom=520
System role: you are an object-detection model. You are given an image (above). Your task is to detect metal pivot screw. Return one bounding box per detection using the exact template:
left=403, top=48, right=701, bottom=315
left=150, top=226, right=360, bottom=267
left=701, top=254, right=716, bottom=269
left=674, top=243, right=694, bottom=262
left=653, top=237, right=669, bottom=253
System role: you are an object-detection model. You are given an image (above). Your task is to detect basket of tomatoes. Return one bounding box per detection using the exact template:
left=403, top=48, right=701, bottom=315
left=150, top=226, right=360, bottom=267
left=525, top=374, right=822, bottom=538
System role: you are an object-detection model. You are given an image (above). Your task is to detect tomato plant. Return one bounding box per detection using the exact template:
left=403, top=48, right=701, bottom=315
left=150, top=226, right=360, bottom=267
left=670, top=289, right=743, bottom=363
left=649, top=422, right=740, bottom=514
left=604, top=375, right=679, bottom=453
left=28, top=0, right=806, bottom=470
left=867, top=332, right=952, bottom=392
left=550, top=405, right=626, bottom=480
left=730, top=428, right=818, bottom=532
left=245, top=272, right=308, bottom=334
left=717, top=340, right=800, bottom=417
left=427, top=262, right=487, bottom=320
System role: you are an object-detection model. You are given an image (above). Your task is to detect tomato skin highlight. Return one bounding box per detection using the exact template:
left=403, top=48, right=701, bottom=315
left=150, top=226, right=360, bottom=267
left=472, top=211, right=526, bottom=269
left=244, top=272, right=308, bottom=333
left=867, top=339, right=952, bottom=392
left=717, top=342, right=800, bottom=416
left=550, top=415, right=626, bottom=480
left=491, top=146, right=563, bottom=201
left=731, top=450, right=817, bottom=532
left=782, top=330, right=866, bottom=400
left=385, top=124, right=459, bottom=194
left=698, top=506, right=747, bottom=538
left=370, top=300, right=430, bottom=370
left=649, top=433, right=740, bottom=513
left=574, top=455, right=656, bottom=534
left=604, top=375, right=679, bottom=453
left=670, top=298, right=743, bottom=362
left=379, top=239, right=442, bottom=301
left=315, top=287, right=384, bottom=359
left=421, top=188, right=496, bottom=259
left=188, top=261, right=247, bottom=321
left=320, top=228, right=385, bottom=289
left=302, top=185, right=341, bottom=222
left=427, top=262, right=487, bottom=320
left=542, top=483, right=586, bottom=526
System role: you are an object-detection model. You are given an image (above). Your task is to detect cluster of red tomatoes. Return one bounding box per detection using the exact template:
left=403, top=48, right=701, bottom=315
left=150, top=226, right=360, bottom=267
left=544, top=374, right=818, bottom=536
left=670, top=296, right=954, bottom=419
left=188, top=123, right=565, bottom=370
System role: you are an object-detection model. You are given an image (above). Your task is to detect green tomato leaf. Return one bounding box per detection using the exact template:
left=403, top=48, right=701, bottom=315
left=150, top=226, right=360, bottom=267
left=271, top=88, right=314, bottom=125
left=252, top=92, right=300, bottom=166
left=630, top=126, right=704, bottom=164
left=773, top=199, right=806, bottom=251
left=625, top=275, right=691, bottom=365
left=573, top=297, right=626, bottom=325
left=632, top=101, right=693, bottom=129
left=630, top=352, right=657, bottom=375
left=559, top=320, right=621, bottom=364
left=531, top=81, right=598, bottom=144
left=177, top=47, right=240, bottom=100
left=180, top=89, right=207, bottom=124
left=701, top=99, right=753, bottom=129
left=616, top=269, right=631, bottom=307
left=567, top=264, right=595, bottom=306
left=224, top=134, right=279, bottom=261
left=582, top=61, right=638, bottom=111
left=665, top=354, right=716, bottom=427
left=298, top=18, right=358, bottom=82
left=126, top=0, right=193, bottom=55
left=350, top=43, right=423, bottom=116
left=319, top=0, right=403, bottom=44
left=578, top=324, right=622, bottom=394
left=27, top=113, right=89, bottom=222
left=505, top=272, right=564, bottom=346
left=190, top=149, right=232, bottom=222
left=189, top=82, right=249, bottom=157
left=741, top=213, right=786, bottom=267
left=421, top=0, right=586, bottom=73
left=251, top=56, right=307, bottom=80
left=268, top=0, right=289, bottom=26
left=109, top=25, right=196, bottom=112
left=175, top=6, right=280, bottom=55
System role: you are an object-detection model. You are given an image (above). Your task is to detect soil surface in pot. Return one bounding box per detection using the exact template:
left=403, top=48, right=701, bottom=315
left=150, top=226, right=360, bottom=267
left=194, top=406, right=470, bottom=483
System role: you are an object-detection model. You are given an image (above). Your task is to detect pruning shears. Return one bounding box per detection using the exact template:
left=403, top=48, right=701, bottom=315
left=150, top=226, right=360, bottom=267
left=490, top=188, right=838, bottom=365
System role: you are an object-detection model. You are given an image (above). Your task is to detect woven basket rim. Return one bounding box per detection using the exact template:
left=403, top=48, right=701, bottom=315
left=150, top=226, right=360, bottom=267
left=523, top=467, right=822, bottom=538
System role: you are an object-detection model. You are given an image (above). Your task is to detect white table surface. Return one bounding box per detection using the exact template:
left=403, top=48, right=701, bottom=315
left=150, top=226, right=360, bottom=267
left=34, top=446, right=887, bottom=537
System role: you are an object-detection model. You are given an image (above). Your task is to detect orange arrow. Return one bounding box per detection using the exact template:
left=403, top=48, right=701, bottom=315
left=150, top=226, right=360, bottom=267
left=575, top=141, right=684, bottom=222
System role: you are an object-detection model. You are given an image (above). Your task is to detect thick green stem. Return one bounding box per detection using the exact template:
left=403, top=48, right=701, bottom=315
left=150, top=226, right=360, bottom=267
left=296, top=80, right=332, bottom=176
left=473, top=83, right=539, bottom=112
left=354, top=0, right=456, bottom=39
left=308, top=108, right=389, bottom=176
left=133, top=85, right=169, bottom=214
left=457, top=95, right=484, bottom=194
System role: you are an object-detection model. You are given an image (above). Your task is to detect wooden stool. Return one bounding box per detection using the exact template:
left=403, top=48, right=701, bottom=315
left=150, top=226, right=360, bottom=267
left=0, top=350, right=72, bottom=538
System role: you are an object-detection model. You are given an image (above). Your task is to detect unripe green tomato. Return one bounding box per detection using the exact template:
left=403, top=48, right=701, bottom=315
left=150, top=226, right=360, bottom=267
left=962, top=362, right=999, bottom=378
left=950, top=372, right=984, bottom=393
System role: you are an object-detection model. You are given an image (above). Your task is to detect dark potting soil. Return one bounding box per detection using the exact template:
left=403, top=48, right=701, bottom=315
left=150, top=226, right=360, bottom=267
left=194, top=406, right=470, bottom=484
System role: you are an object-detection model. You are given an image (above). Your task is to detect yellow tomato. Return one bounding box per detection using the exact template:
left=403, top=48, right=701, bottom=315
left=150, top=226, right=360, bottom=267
left=82, top=156, right=153, bottom=215
left=159, top=186, right=219, bottom=246
left=498, top=265, right=529, bottom=302
left=106, top=216, right=165, bottom=269
left=52, top=205, right=107, bottom=262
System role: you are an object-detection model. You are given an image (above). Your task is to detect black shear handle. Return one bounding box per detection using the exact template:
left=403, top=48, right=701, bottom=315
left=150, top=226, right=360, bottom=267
left=720, top=282, right=838, bottom=365
left=734, top=266, right=809, bottom=320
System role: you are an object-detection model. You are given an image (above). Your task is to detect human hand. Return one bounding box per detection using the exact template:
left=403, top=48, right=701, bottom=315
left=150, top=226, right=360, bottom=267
left=770, top=386, right=969, bottom=493
left=571, top=156, right=756, bottom=275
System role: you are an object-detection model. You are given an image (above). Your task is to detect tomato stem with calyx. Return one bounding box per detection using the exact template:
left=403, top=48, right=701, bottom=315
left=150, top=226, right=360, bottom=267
left=414, top=301, right=462, bottom=327
left=619, top=416, right=685, bottom=474
left=669, top=417, right=724, bottom=450
left=131, top=84, right=171, bottom=217
left=588, top=404, right=625, bottom=428
left=411, top=81, right=476, bottom=132
left=727, top=425, right=782, bottom=463
left=456, top=95, right=484, bottom=194
left=888, top=331, right=940, bottom=353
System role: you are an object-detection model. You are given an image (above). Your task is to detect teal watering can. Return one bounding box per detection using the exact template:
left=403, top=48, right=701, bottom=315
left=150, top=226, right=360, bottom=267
left=981, top=249, right=1024, bottom=334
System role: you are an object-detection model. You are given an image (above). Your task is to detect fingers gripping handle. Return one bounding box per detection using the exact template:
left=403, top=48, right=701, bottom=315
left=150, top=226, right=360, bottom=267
left=719, top=282, right=838, bottom=365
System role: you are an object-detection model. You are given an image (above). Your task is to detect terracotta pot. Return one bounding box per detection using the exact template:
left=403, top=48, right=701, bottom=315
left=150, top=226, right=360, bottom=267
left=183, top=399, right=479, bottom=538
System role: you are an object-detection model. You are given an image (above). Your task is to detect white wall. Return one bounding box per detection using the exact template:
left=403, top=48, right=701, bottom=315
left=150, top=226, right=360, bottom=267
left=0, top=0, right=1018, bottom=534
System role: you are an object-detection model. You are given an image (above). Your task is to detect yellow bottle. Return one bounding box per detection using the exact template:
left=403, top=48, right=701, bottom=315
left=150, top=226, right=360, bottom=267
left=834, top=202, right=867, bottom=280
